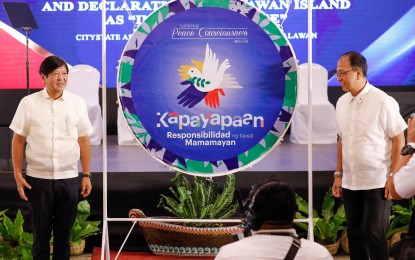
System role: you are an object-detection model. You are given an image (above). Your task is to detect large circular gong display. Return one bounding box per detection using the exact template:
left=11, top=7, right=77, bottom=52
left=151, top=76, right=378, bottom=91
left=117, top=0, right=298, bottom=176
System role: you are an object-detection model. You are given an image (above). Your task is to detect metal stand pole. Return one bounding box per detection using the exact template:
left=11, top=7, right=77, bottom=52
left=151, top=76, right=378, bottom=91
left=22, top=27, right=31, bottom=95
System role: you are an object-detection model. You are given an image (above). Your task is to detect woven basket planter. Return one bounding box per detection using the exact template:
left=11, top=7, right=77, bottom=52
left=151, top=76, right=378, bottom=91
left=70, top=239, right=86, bottom=256
left=340, top=229, right=408, bottom=254
left=340, top=230, right=349, bottom=254
left=129, top=209, right=243, bottom=257
left=324, top=239, right=340, bottom=256
left=50, top=239, right=85, bottom=256
left=390, top=230, right=407, bottom=249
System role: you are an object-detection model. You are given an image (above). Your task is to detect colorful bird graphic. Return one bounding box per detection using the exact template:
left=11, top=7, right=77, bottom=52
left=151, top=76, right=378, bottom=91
left=177, top=43, right=242, bottom=108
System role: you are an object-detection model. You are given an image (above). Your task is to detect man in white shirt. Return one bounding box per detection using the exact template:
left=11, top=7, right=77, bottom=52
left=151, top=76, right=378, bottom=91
left=215, top=181, right=333, bottom=260
left=332, top=51, right=407, bottom=260
left=390, top=114, right=415, bottom=199
left=389, top=114, right=415, bottom=260
left=10, top=55, right=93, bottom=259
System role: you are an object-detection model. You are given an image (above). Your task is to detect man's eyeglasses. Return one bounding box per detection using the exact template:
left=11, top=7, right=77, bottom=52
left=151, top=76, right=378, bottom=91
left=334, top=69, right=354, bottom=78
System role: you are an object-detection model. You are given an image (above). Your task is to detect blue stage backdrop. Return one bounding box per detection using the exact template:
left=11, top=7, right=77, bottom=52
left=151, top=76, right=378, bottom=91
left=0, top=0, right=414, bottom=88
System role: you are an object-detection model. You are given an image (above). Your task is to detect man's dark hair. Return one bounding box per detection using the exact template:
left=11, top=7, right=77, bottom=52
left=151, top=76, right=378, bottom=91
left=340, top=51, right=367, bottom=77
left=251, top=181, right=297, bottom=226
left=39, top=55, right=68, bottom=76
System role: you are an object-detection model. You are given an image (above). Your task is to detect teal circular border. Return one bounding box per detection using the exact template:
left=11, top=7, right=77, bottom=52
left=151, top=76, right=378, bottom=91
left=117, top=0, right=298, bottom=176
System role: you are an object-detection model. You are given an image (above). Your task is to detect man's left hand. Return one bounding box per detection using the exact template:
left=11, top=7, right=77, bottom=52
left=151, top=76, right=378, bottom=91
left=81, top=177, right=92, bottom=198
left=384, top=177, right=393, bottom=200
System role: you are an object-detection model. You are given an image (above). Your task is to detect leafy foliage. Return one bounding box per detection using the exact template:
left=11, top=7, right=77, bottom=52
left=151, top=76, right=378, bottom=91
left=157, top=172, right=238, bottom=227
left=295, top=187, right=346, bottom=244
left=70, top=200, right=101, bottom=245
left=0, top=209, right=33, bottom=259
left=387, top=197, right=415, bottom=239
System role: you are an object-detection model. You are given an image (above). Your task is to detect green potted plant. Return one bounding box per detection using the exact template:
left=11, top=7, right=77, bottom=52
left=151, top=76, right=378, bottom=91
left=0, top=209, right=33, bottom=259
left=69, top=200, right=101, bottom=255
left=157, top=171, right=238, bottom=226
left=295, top=187, right=346, bottom=255
left=129, top=172, right=243, bottom=257
left=50, top=199, right=101, bottom=256
left=387, top=197, right=415, bottom=247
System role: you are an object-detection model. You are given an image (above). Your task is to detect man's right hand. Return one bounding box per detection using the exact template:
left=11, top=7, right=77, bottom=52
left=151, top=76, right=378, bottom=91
left=14, top=174, right=31, bottom=201
left=332, top=177, right=342, bottom=198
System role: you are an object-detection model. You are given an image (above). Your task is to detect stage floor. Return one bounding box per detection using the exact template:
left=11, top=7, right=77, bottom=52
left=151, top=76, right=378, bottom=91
left=90, top=135, right=337, bottom=173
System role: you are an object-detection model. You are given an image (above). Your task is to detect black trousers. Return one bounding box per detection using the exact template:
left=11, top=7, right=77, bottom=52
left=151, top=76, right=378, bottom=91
left=343, top=188, right=391, bottom=260
left=26, top=176, right=79, bottom=260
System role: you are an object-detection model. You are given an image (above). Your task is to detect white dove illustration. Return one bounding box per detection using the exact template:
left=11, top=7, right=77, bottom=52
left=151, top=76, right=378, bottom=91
left=187, top=43, right=242, bottom=92
left=177, top=43, right=242, bottom=108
